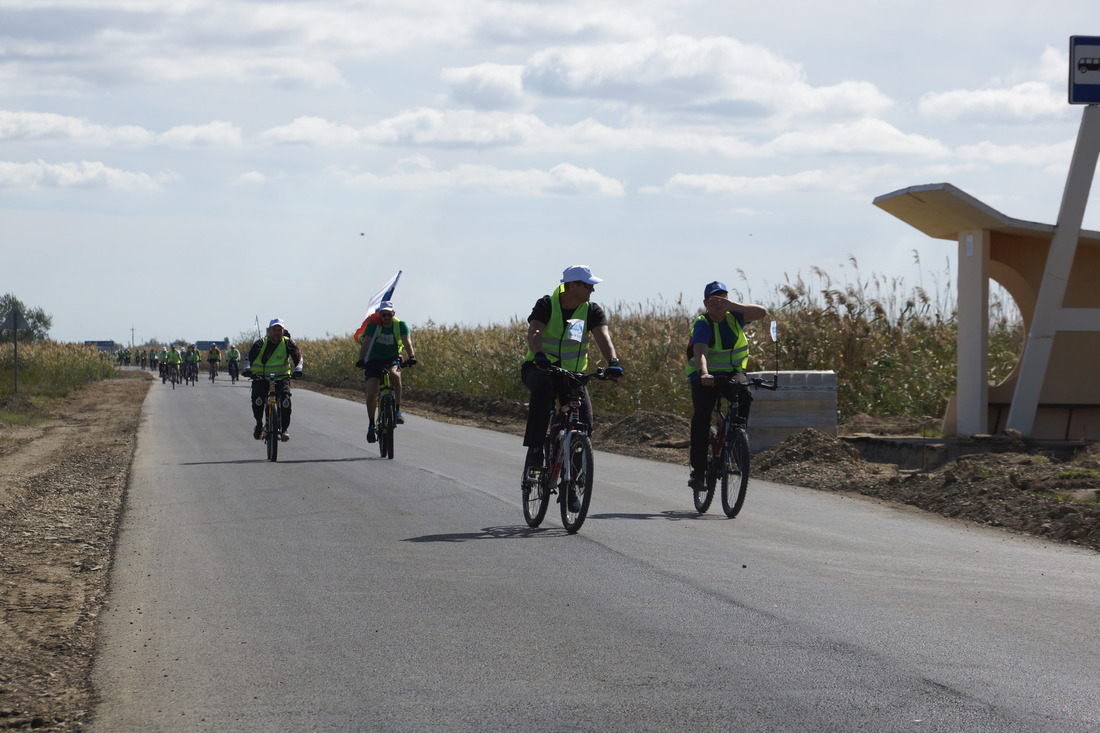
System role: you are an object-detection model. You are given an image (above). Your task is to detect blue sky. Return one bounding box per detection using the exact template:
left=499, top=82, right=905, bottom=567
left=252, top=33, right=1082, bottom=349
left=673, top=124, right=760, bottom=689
left=1, top=0, right=1096, bottom=345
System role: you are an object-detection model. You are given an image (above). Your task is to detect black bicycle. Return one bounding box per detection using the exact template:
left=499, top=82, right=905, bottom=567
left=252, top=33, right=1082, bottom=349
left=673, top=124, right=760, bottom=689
left=374, top=358, right=409, bottom=460
left=227, top=359, right=240, bottom=383
left=522, top=366, right=612, bottom=533
left=694, top=373, right=777, bottom=517
left=253, top=373, right=287, bottom=462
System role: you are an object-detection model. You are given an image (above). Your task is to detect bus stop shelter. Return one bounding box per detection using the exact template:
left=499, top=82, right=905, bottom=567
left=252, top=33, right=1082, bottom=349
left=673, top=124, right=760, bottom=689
left=875, top=182, right=1100, bottom=442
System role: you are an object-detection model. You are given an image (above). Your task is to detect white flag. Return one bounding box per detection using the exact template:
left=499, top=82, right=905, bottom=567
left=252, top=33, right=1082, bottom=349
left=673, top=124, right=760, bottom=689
left=364, top=270, right=402, bottom=317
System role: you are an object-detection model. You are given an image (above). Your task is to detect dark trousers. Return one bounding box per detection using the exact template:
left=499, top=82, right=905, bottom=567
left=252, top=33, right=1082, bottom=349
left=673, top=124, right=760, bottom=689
left=251, top=379, right=293, bottom=430
left=522, top=363, right=592, bottom=447
left=690, top=378, right=751, bottom=474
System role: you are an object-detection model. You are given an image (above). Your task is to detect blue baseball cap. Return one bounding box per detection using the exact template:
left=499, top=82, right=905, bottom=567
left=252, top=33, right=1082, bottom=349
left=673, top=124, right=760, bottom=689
left=704, top=281, right=728, bottom=297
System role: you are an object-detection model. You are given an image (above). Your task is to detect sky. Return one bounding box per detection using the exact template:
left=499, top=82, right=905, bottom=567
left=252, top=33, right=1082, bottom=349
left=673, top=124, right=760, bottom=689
left=2, top=0, right=1098, bottom=346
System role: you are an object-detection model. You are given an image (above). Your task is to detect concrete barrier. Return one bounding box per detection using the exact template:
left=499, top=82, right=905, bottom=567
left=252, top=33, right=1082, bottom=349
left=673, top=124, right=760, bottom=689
left=746, top=370, right=837, bottom=452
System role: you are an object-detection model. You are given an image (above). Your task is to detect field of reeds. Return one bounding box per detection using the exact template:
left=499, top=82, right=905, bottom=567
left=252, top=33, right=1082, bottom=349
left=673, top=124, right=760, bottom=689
left=302, top=259, right=1024, bottom=424
left=0, top=342, right=116, bottom=406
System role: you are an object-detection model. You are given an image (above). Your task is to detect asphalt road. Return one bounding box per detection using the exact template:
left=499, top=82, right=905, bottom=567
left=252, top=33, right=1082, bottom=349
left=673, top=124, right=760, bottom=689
left=90, top=377, right=1100, bottom=732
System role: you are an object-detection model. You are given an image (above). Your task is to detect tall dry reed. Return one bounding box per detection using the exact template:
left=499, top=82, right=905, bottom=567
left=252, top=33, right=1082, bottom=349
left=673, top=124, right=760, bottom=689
left=302, top=260, right=1023, bottom=422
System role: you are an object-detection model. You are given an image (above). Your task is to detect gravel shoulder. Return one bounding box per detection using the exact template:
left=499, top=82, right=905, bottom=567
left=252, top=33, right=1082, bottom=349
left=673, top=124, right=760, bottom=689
left=1, top=372, right=1097, bottom=731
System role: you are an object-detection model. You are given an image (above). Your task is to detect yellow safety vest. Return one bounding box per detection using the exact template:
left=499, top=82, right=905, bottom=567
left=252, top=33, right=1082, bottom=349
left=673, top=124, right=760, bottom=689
left=251, top=337, right=292, bottom=378
left=685, top=313, right=749, bottom=377
left=524, top=284, right=590, bottom=371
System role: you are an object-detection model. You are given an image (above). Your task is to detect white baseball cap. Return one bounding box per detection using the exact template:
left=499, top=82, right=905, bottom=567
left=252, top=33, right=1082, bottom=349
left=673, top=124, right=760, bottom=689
left=561, top=265, right=603, bottom=285
left=268, top=318, right=287, bottom=328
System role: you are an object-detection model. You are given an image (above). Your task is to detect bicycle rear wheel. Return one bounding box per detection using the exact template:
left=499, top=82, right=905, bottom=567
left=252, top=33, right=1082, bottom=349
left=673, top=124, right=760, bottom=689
left=378, top=394, right=395, bottom=459
left=559, top=434, right=593, bottom=533
left=720, top=427, right=750, bottom=517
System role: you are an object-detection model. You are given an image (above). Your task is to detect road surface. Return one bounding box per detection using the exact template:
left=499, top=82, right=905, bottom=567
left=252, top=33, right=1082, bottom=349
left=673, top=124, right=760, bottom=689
left=90, top=378, right=1100, bottom=731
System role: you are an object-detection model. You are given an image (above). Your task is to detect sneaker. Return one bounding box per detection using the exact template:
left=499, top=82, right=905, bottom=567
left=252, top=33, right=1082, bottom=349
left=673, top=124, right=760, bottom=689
left=688, top=471, right=705, bottom=490
left=253, top=425, right=263, bottom=440
left=366, top=426, right=376, bottom=444
left=280, top=432, right=290, bottom=442
left=395, top=410, right=404, bottom=424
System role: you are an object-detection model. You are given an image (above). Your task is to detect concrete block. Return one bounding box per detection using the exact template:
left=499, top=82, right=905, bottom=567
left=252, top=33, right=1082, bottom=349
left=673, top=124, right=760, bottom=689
left=747, top=370, right=837, bottom=452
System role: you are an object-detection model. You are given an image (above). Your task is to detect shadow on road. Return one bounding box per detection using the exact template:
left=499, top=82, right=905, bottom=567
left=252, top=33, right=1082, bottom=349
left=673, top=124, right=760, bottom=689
left=403, top=525, right=571, bottom=542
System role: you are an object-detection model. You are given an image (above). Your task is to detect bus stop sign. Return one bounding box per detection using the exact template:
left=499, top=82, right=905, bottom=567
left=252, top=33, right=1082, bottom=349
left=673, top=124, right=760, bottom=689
left=1070, top=36, right=1100, bottom=104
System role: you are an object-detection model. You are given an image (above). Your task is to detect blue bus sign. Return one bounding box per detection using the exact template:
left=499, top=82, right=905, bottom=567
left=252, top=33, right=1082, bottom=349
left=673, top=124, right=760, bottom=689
left=1070, top=36, right=1100, bottom=104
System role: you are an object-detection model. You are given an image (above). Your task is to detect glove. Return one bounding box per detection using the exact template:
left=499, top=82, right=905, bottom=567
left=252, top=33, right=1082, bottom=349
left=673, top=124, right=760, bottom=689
left=242, top=369, right=252, bottom=379
left=605, top=358, right=623, bottom=379
left=405, top=356, right=418, bottom=367
left=292, top=370, right=302, bottom=379
left=355, top=359, right=366, bottom=369
left=534, top=351, right=552, bottom=369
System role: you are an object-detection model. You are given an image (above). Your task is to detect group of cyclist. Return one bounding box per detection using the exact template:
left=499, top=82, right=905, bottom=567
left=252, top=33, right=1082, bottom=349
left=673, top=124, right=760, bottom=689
left=237, top=265, right=767, bottom=491
left=521, top=265, right=767, bottom=491
left=149, top=343, right=243, bottom=384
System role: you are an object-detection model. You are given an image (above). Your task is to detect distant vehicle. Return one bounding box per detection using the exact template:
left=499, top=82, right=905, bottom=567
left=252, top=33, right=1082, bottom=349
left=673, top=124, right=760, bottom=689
left=1079, top=58, right=1100, bottom=73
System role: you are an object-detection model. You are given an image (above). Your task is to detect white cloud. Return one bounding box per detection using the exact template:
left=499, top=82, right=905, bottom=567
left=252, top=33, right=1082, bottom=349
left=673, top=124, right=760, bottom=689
left=662, top=170, right=835, bottom=196
left=362, top=108, right=548, bottom=147
left=232, top=170, right=267, bottom=185
left=0, top=159, right=160, bottom=190
left=344, top=161, right=624, bottom=197
left=159, top=121, right=242, bottom=146
left=442, top=63, right=525, bottom=110
left=259, top=116, right=364, bottom=146
left=919, top=81, right=1065, bottom=123
left=955, top=139, right=1073, bottom=168
left=767, top=119, right=949, bottom=157
left=471, top=3, right=656, bottom=45
left=522, top=35, right=892, bottom=119
left=0, top=110, right=153, bottom=145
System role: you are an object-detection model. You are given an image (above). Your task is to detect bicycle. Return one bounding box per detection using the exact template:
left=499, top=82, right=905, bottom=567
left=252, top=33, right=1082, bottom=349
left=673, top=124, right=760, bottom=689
left=694, top=373, right=777, bottom=517
left=165, top=363, right=180, bottom=390
left=521, top=366, right=612, bottom=533
left=227, top=359, right=240, bottom=383
left=374, top=358, right=407, bottom=460
left=188, top=361, right=200, bottom=386
left=253, top=373, right=287, bottom=462
left=208, top=360, right=219, bottom=383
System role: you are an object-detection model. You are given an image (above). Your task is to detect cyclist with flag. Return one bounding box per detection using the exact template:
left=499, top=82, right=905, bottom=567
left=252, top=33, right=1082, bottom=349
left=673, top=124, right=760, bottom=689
left=355, top=301, right=417, bottom=444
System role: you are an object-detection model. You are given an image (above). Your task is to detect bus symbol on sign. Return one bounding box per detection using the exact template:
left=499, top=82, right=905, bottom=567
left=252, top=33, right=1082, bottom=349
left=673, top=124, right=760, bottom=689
left=1070, top=36, right=1100, bottom=103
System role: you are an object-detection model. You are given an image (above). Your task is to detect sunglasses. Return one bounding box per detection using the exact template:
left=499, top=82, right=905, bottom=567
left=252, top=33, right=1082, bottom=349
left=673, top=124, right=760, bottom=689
left=379, top=313, right=395, bottom=318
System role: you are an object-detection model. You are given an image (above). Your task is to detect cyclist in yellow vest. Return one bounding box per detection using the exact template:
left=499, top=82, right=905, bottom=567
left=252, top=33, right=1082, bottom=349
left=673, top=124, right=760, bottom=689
left=521, top=265, right=622, bottom=472
left=206, top=345, right=222, bottom=377
left=164, top=345, right=183, bottom=382
left=687, top=281, right=767, bottom=490
left=242, top=318, right=304, bottom=442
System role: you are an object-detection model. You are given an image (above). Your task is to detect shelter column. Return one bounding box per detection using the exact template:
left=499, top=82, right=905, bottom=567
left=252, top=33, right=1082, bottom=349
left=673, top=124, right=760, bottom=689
left=956, top=229, right=989, bottom=436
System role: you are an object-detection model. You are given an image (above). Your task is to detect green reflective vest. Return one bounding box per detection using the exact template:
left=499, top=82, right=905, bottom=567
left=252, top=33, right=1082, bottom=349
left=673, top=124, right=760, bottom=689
left=685, top=313, right=749, bottom=377
left=524, top=284, right=591, bottom=371
left=252, top=337, right=292, bottom=378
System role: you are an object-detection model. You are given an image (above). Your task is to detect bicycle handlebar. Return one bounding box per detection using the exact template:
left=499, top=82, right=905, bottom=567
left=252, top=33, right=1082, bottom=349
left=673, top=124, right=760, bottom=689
left=711, top=373, right=779, bottom=391
left=543, top=365, right=616, bottom=385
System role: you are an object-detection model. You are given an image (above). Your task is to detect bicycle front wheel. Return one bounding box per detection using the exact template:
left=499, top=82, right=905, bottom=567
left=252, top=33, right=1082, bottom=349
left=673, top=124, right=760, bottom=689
left=521, top=452, right=550, bottom=528
left=559, top=434, right=593, bottom=533
left=266, top=401, right=280, bottom=462
left=694, top=428, right=718, bottom=513
left=378, top=395, right=395, bottom=459
left=720, top=427, right=750, bottom=517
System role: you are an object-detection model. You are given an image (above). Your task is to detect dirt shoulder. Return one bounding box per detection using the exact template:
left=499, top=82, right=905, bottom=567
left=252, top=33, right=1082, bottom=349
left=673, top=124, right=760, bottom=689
left=0, top=370, right=150, bottom=731
left=1, top=373, right=1098, bottom=731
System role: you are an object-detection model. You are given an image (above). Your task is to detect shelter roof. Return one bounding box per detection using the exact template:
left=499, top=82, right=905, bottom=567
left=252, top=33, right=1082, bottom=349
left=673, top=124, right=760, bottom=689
left=873, top=182, right=1100, bottom=246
